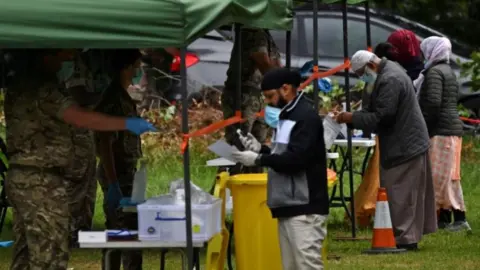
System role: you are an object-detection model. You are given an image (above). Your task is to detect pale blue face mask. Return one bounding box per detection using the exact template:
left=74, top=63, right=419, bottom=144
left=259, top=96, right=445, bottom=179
left=56, top=61, right=74, bottom=82
left=132, top=67, right=143, bottom=85
left=360, top=67, right=377, bottom=84
left=264, top=105, right=281, bottom=128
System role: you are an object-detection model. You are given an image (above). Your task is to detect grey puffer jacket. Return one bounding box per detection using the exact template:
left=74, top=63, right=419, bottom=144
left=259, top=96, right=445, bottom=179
left=418, top=62, right=463, bottom=137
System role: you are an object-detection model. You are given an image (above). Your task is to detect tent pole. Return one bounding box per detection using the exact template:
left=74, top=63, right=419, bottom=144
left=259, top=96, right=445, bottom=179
left=312, top=0, right=319, bottom=110
left=234, top=23, right=242, bottom=118
left=180, top=47, right=194, bottom=270
left=365, top=1, right=372, bottom=51
left=342, top=0, right=356, bottom=239
left=286, top=31, right=291, bottom=68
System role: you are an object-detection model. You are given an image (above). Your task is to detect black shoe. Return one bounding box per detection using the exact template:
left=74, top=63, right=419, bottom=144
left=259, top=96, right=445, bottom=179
left=438, top=221, right=451, bottom=229
left=397, top=243, right=418, bottom=251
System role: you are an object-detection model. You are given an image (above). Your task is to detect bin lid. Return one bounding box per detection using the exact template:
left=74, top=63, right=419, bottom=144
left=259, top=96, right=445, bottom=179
left=228, top=173, right=267, bottom=185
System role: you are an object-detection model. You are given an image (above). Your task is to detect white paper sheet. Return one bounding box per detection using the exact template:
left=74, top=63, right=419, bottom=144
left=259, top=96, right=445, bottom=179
left=207, top=140, right=239, bottom=162
left=323, top=114, right=342, bottom=150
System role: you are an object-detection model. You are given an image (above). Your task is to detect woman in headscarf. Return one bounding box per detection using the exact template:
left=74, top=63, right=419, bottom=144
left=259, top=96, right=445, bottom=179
left=386, top=29, right=424, bottom=81
left=415, top=36, right=472, bottom=233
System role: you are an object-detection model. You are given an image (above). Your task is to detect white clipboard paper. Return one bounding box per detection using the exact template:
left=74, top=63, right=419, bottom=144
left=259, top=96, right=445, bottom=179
left=207, top=140, right=239, bottom=162
left=323, top=114, right=342, bottom=150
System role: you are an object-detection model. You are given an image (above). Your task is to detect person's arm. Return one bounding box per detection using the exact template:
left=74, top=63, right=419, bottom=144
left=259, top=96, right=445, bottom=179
left=419, top=69, right=443, bottom=131
left=351, top=78, right=401, bottom=131
left=39, top=83, right=128, bottom=131
left=258, top=115, right=323, bottom=174
left=97, top=132, right=117, bottom=184
left=62, top=105, right=126, bottom=131
left=259, top=145, right=271, bottom=154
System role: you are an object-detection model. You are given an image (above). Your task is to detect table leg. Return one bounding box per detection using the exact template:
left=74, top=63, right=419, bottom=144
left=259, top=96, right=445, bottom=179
left=160, top=249, right=168, bottom=270
left=179, top=249, right=187, bottom=270
left=227, top=222, right=234, bottom=270
left=194, top=248, right=200, bottom=269
left=360, top=147, right=373, bottom=176
left=105, top=249, right=113, bottom=270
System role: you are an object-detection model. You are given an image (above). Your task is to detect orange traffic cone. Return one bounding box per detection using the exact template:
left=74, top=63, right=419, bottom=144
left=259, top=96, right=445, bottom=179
left=363, top=188, right=407, bottom=254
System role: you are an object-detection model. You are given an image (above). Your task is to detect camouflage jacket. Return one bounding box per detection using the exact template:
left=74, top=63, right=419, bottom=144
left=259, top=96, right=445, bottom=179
left=5, top=75, right=75, bottom=169
left=224, top=28, right=280, bottom=91
left=94, top=82, right=142, bottom=167
left=63, top=53, right=110, bottom=179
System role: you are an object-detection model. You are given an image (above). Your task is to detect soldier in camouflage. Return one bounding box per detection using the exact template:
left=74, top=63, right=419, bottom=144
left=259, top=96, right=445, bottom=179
left=4, top=49, right=155, bottom=270
left=64, top=49, right=112, bottom=247
left=222, top=28, right=281, bottom=173
left=95, top=49, right=144, bottom=270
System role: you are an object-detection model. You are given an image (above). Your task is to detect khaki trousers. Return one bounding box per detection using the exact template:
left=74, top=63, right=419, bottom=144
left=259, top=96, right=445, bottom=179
left=278, top=214, right=328, bottom=270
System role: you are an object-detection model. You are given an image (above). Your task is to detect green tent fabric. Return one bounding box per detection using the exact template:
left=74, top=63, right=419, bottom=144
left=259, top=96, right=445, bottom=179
left=0, top=0, right=293, bottom=48
left=313, top=0, right=367, bottom=4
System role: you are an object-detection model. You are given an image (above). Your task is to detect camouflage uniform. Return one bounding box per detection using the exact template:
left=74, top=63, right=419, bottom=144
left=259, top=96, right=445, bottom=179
left=222, top=28, right=280, bottom=173
left=95, top=82, right=143, bottom=270
left=64, top=52, right=110, bottom=246
left=4, top=75, right=75, bottom=269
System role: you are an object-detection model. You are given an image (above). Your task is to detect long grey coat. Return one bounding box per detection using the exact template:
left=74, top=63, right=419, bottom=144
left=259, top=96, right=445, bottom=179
left=352, top=59, right=430, bottom=169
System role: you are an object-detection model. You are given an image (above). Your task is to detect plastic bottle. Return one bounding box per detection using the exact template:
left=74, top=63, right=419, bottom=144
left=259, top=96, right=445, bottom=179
left=131, top=161, right=147, bottom=203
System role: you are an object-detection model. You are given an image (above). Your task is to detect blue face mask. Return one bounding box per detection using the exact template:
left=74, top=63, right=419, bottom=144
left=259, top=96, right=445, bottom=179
left=132, top=67, right=143, bottom=85
left=265, top=105, right=281, bottom=128
left=360, top=67, right=377, bottom=84
left=56, top=61, right=74, bottom=82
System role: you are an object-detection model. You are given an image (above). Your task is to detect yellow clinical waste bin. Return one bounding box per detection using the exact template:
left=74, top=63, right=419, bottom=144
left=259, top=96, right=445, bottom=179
left=228, top=173, right=283, bottom=270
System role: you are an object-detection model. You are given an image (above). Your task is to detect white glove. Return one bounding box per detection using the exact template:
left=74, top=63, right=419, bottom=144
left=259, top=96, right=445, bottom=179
left=231, top=150, right=259, bottom=167
left=236, top=129, right=261, bottom=153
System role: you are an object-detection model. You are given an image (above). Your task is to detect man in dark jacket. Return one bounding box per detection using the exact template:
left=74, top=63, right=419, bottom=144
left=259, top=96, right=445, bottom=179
left=335, top=50, right=437, bottom=251
left=232, top=68, right=329, bottom=270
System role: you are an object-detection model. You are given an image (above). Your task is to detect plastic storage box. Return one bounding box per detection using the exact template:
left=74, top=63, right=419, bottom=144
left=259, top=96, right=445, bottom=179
left=137, top=198, right=222, bottom=242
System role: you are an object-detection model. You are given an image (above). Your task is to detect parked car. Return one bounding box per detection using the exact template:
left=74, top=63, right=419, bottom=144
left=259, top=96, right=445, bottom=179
left=178, top=4, right=473, bottom=98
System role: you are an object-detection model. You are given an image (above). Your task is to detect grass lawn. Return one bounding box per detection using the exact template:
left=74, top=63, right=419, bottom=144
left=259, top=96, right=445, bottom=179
left=0, top=137, right=479, bottom=269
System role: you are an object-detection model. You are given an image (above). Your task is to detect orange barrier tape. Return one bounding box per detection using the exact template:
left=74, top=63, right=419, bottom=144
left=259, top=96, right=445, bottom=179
left=180, top=110, right=265, bottom=154
left=460, top=116, right=480, bottom=124
left=298, top=60, right=351, bottom=90
left=179, top=58, right=356, bottom=153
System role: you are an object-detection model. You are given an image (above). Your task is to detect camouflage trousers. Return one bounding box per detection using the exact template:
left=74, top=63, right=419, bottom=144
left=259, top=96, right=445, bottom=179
left=97, top=162, right=142, bottom=270
left=221, top=86, right=268, bottom=174
left=6, top=166, right=70, bottom=270
left=66, top=157, right=97, bottom=246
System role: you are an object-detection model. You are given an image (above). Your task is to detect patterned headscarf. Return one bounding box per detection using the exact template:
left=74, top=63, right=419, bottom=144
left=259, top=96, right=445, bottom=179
left=387, top=29, right=421, bottom=64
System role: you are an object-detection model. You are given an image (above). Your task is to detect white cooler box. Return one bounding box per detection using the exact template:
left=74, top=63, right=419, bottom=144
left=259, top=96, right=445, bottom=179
left=137, top=199, right=222, bottom=242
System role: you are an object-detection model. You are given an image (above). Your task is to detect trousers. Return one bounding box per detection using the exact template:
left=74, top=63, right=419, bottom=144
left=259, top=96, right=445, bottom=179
left=278, top=214, right=327, bottom=270
left=6, top=166, right=70, bottom=270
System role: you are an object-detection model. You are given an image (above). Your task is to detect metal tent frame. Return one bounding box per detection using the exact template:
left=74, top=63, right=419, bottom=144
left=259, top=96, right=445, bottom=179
left=279, top=0, right=373, bottom=240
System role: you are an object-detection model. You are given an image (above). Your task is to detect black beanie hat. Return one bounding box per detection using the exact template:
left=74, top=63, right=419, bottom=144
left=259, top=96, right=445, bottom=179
left=261, top=68, right=302, bottom=91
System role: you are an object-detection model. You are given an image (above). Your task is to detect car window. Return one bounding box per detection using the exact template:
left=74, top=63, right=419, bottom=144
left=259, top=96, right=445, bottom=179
left=303, top=17, right=392, bottom=58
left=269, top=20, right=299, bottom=55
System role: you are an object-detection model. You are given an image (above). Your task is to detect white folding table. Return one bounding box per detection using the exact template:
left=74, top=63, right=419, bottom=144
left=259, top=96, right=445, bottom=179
left=79, top=238, right=204, bottom=270
left=328, top=137, right=376, bottom=222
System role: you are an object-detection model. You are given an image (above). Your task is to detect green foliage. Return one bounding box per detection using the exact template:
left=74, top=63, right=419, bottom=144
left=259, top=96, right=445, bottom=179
left=459, top=51, right=480, bottom=91
left=303, top=80, right=365, bottom=111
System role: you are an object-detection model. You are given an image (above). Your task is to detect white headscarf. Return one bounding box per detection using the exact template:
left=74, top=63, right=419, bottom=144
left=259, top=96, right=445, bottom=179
left=413, top=36, right=452, bottom=93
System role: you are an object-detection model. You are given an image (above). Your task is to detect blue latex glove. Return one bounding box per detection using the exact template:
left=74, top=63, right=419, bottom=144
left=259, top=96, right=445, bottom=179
left=107, top=182, right=123, bottom=213
left=126, top=117, right=157, bottom=135
left=0, top=241, right=13, bottom=248
left=119, top=197, right=144, bottom=207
